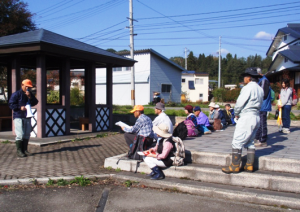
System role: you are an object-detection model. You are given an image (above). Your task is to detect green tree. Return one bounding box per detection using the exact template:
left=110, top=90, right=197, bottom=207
left=0, top=0, right=36, bottom=37
left=187, top=51, right=197, bottom=71
left=106, top=48, right=117, bottom=53
left=170, top=56, right=185, bottom=68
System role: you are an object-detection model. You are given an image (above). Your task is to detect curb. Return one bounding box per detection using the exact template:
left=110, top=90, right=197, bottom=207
left=112, top=174, right=300, bottom=210
left=0, top=174, right=114, bottom=186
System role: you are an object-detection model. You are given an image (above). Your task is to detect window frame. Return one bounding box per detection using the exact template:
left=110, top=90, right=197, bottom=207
left=161, top=84, right=172, bottom=93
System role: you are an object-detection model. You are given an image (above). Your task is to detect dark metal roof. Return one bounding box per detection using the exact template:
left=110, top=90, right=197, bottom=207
left=279, top=46, right=300, bottom=63
left=0, top=29, right=134, bottom=62
left=266, top=23, right=300, bottom=56
left=117, top=49, right=186, bottom=72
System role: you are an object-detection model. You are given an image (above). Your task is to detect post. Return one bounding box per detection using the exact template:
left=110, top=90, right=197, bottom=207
left=185, top=47, right=187, bottom=70
left=61, top=58, right=70, bottom=135
left=85, top=63, right=96, bottom=132
left=129, top=0, right=135, bottom=106
left=106, top=64, right=113, bottom=130
left=11, top=57, right=21, bottom=94
left=36, top=54, right=46, bottom=138
left=218, top=36, right=221, bottom=88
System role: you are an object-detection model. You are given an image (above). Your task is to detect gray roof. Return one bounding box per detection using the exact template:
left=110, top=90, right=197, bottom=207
left=118, top=49, right=186, bottom=72
left=266, top=23, right=300, bottom=56
left=0, top=29, right=133, bottom=62
left=279, top=46, right=300, bottom=63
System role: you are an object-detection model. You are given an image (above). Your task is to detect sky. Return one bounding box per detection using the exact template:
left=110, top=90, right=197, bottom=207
left=25, top=0, right=300, bottom=60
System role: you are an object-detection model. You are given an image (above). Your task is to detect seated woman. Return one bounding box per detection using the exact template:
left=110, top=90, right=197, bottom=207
left=224, top=104, right=236, bottom=125
left=208, top=102, right=217, bottom=129
left=143, top=123, right=174, bottom=180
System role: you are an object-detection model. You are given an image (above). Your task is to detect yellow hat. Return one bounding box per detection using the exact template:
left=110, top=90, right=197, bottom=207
left=130, top=105, right=144, bottom=113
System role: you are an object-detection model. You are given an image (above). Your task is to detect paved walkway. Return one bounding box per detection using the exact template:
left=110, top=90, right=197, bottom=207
left=0, top=124, right=298, bottom=180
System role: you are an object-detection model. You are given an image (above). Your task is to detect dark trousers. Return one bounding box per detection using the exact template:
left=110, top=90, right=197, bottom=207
left=282, top=105, right=291, bottom=129
left=255, top=111, right=268, bottom=143
left=207, top=125, right=214, bottom=131
left=124, top=132, right=137, bottom=148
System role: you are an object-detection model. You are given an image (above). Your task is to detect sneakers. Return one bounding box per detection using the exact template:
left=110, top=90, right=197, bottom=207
left=282, top=128, right=290, bottom=134
left=204, top=130, right=212, bottom=134
left=254, top=140, right=267, bottom=147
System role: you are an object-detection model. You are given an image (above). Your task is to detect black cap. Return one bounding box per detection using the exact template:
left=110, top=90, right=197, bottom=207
left=241, top=67, right=261, bottom=77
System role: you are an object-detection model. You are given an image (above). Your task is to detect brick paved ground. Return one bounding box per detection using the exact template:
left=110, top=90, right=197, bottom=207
left=0, top=124, right=299, bottom=181
left=0, top=134, right=128, bottom=180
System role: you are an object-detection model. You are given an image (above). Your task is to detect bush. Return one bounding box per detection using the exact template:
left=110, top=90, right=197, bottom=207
left=212, top=88, right=241, bottom=102
left=70, top=87, right=84, bottom=106
left=47, top=90, right=60, bottom=104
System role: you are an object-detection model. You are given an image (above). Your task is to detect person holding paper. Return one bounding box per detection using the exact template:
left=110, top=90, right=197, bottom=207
left=8, top=79, right=38, bottom=158
left=143, top=123, right=174, bottom=180
left=121, top=105, right=154, bottom=148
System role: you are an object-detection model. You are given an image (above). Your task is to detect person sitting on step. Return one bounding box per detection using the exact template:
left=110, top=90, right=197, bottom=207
left=143, top=123, right=174, bottom=180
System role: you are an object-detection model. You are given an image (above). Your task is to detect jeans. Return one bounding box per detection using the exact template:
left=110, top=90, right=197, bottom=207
left=197, top=124, right=210, bottom=133
left=282, top=105, right=291, bottom=129
left=255, top=111, right=268, bottom=143
left=13, top=118, right=32, bottom=141
left=232, top=114, right=260, bottom=150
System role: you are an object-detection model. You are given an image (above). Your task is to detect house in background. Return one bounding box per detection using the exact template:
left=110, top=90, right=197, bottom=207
left=266, top=23, right=300, bottom=95
left=181, top=71, right=209, bottom=102
left=95, top=49, right=185, bottom=105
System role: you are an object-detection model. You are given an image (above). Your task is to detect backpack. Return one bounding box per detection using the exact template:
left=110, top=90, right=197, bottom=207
left=184, top=119, right=199, bottom=137
left=127, top=135, right=153, bottom=160
left=270, top=88, right=275, bottom=102
left=172, top=121, right=187, bottom=140
left=292, top=88, right=298, bottom=106
left=171, top=137, right=185, bottom=166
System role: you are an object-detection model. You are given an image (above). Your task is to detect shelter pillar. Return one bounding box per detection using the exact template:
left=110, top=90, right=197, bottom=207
left=61, top=58, right=70, bottom=135
left=11, top=57, right=21, bottom=94
left=85, top=62, right=96, bottom=132
left=36, top=55, right=46, bottom=138
left=106, top=64, right=113, bottom=130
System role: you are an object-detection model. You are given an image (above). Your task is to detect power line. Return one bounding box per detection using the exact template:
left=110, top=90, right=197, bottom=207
left=35, top=0, right=73, bottom=14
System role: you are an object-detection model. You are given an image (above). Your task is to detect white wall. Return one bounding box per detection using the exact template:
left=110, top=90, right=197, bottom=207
left=273, top=35, right=297, bottom=60
left=149, top=54, right=182, bottom=103
left=96, top=83, right=149, bottom=105
left=181, top=74, right=209, bottom=102
left=274, top=57, right=299, bottom=72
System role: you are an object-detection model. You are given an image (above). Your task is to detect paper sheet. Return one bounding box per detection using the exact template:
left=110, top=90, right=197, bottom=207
left=115, top=121, right=131, bottom=128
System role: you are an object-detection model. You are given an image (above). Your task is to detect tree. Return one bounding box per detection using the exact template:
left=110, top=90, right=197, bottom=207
left=106, top=48, right=117, bottom=53
left=170, top=56, right=185, bottom=68
left=187, top=51, right=197, bottom=71
left=0, top=0, right=36, bottom=37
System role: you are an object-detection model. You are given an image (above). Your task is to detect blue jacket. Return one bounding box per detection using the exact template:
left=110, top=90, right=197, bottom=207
left=258, top=76, right=272, bottom=112
left=8, top=89, right=39, bottom=119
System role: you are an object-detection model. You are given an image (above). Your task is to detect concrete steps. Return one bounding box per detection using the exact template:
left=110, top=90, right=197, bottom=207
left=104, top=152, right=300, bottom=194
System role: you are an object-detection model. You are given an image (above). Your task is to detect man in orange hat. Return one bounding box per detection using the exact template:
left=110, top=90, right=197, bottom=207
left=8, top=79, right=39, bottom=157
left=120, top=105, right=154, bottom=148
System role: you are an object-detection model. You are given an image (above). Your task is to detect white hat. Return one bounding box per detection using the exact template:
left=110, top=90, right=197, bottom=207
left=208, top=102, right=215, bottom=107
left=214, top=104, right=220, bottom=109
left=153, top=124, right=172, bottom=138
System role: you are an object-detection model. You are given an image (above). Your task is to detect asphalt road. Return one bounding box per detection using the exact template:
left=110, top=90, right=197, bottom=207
left=0, top=184, right=292, bottom=212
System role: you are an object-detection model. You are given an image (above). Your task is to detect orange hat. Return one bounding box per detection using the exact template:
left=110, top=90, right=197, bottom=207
left=130, top=105, right=144, bottom=113
left=22, top=79, right=33, bottom=88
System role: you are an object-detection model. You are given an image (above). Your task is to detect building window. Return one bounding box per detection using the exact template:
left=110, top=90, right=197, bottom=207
left=199, top=93, right=203, bottom=100
left=125, top=67, right=131, bottom=71
left=284, top=35, right=287, bottom=41
left=284, top=57, right=288, bottom=63
left=188, top=81, right=195, bottom=90
left=161, top=84, right=171, bottom=93
left=113, top=67, right=122, bottom=71
left=296, top=72, right=300, bottom=84
left=195, top=78, right=203, bottom=85
left=182, top=78, right=186, bottom=83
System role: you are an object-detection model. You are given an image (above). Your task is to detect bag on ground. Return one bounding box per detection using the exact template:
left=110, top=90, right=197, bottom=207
left=184, top=119, right=199, bottom=137
left=292, top=88, right=298, bottom=106
left=171, top=137, right=185, bottom=166
left=128, top=135, right=152, bottom=160
left=172, top=121, right=187, bottom=140
left=213, top=119, right=222, bottom=130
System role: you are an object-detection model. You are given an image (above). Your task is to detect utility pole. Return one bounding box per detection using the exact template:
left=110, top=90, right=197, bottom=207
left=185, top=47, right=187, bottom=70
left=218, top=36, right=221, bottom=88
left=129, top=0, right=135, bottom=106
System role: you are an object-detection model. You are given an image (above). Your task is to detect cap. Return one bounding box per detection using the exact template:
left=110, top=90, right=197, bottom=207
left=155, top=102, right=165, bottom=110
left=193, top=106, right=201, bottom=111
left=241, top=67, right=261, bottom=77
left=214, top=104, right=220, bottom=109
left=22, top=79, right=33, bottom=88
left=130, top=105, right=144, bottom=113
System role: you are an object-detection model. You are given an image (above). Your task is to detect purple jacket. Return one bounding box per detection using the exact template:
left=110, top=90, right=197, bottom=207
left=196, top=112, right=210, bottom=127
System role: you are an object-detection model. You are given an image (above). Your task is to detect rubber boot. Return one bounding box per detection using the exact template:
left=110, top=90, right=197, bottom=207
left=16, top=140, right=26, bottom=158
left=146, top=168, right=156, bottom=177
left=150, top=166, right=165, bottom=180
left=222, top=149, right=241, bottom=174
left=23, top=139, right=33, bottom=156
left=244, top=149, right=255, bottom=172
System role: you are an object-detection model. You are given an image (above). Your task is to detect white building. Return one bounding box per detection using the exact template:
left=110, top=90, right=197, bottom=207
left=266, top=23, right=300, bottom=93
left=95, top=49, right=185, bottom=105
left=181, top=71, right=209, bottom=102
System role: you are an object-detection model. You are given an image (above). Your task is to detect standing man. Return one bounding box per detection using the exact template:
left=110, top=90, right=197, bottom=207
left=152, top=102, right=173, bottom=134
left=121, top=105, right=154, bottom=148
left=255, top=68, right=271, bottom=147
left=222, top=68, right=263, bottom=174
left=8, top=79, right=39, bottom=157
